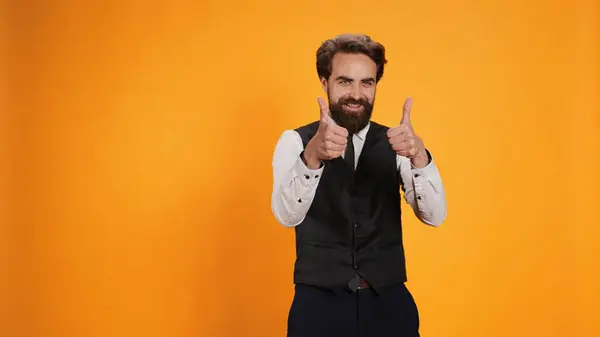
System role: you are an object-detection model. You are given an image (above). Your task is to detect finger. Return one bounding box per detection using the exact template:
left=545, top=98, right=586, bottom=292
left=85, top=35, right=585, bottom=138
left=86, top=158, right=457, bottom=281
left=386, top=124, right=411, bottom=138
left=400, top=97, right=412, bottom=125
left=391, top=141, right=413, bottom=152
left=326, top=133, right=347, bottom=146
left=324, top=142, right=345, bottom=152
left=397, top=148, right=417, bottom=158
left=323, top=149, right=344, bottom=159
left=317, top=97, right=334, bottom=123
left=331, top=150, right=345, bottom=158
left=331, top=125, right=349, bottom=138
left=389, top=135, right=412, bottom=146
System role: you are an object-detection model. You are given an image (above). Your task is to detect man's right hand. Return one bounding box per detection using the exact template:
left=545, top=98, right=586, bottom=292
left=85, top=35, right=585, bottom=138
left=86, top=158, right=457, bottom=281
left=302, top=97, right=349, bottom=169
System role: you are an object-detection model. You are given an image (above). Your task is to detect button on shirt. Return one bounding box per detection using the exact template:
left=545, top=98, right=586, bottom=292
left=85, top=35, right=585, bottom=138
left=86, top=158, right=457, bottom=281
left=271, top=122, right=447, bottom=227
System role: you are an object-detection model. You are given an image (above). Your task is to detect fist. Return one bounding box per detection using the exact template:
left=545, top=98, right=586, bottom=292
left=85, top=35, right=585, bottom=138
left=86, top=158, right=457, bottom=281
left=303, top=97, right=349, bottom=169
left=387, top=97, right=429, bottom=167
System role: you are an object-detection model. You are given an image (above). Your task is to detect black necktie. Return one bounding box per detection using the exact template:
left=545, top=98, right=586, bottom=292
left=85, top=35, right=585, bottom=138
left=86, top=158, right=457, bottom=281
left=345, top=133, right=355, bottom=173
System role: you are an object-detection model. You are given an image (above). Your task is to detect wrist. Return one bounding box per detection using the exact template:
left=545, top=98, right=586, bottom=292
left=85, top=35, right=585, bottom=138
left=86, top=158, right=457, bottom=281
left=411, top=149, right=430, bottom=168
left=302, top=147, right=321, bottom=170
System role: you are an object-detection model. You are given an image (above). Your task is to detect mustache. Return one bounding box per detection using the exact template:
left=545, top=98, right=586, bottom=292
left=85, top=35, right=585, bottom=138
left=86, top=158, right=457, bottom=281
left=339, top=97, right=369, bottom=106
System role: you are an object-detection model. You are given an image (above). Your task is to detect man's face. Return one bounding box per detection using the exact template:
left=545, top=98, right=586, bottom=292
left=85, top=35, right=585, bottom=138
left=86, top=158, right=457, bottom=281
left=322, top=52, right=378, bottom=134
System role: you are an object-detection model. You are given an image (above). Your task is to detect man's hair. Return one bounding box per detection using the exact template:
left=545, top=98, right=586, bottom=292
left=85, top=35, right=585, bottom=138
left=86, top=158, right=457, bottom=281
left=316, top=33, right=387, bottom=82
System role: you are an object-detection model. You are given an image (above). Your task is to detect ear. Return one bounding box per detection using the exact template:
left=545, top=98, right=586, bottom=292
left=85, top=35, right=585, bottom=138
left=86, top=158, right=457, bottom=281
left=320, top=77, right=328, bottom=92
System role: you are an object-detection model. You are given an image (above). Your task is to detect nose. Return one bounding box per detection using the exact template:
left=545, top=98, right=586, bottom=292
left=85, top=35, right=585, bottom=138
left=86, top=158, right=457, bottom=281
left=350, top=83, right=361, bottom=100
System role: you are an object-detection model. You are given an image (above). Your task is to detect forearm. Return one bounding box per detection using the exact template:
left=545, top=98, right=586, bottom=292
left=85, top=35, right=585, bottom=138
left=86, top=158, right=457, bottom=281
left=399, top=151, right=447, bottom=226
left=272, top=154, right=323, bottom=227
left=271, top=131, right=323, bottom=227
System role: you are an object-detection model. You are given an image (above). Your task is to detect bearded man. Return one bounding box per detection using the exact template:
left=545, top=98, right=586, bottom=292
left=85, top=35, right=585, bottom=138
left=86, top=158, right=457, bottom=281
left=270, top=33, right=448, bottom=337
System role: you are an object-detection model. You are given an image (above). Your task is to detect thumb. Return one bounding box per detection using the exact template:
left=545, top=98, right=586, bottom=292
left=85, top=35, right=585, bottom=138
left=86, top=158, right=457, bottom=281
left=317, top=96, right=333, bottom=123
left=400, top=97, right=412, bottom=126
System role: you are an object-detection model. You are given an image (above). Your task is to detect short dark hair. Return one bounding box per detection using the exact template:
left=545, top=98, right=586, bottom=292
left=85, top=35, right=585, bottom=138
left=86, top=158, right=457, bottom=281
left=316, top=33, right=387, bottom=82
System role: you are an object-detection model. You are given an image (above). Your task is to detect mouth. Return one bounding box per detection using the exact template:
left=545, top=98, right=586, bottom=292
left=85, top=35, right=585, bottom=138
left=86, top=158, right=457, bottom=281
left=343, top=103, right=364, bottom=113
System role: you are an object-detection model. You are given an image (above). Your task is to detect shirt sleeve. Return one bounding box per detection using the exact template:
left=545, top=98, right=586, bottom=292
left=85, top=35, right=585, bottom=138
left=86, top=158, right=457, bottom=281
left=271, top=130, right=324, bottom=227
left=398, top=150, right=447, bottom=226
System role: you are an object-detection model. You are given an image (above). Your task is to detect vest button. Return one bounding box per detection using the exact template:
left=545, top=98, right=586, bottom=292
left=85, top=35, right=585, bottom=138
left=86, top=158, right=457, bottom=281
left=353, top=222, right=359, bottom=228
left=353, top=264, right=359, bottom=270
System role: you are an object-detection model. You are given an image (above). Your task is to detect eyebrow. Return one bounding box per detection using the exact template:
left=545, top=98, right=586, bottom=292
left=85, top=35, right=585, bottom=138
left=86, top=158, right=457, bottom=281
left=335, top=76, right=376, bottom=83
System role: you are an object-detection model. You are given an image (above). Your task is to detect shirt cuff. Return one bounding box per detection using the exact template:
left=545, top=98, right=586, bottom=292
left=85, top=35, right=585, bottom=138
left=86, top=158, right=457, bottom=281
left=410, top=149, right=442, bottom=193
left=295, top=151, right=324, bottom=185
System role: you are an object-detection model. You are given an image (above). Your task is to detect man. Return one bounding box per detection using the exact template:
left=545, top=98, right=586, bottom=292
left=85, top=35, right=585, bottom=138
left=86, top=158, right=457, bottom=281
left=270, top=33, right=447, bottom=337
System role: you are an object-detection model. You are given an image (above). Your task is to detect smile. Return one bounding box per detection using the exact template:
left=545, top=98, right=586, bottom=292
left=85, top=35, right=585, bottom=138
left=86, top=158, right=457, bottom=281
left=344, top=103, right=364, bottom=112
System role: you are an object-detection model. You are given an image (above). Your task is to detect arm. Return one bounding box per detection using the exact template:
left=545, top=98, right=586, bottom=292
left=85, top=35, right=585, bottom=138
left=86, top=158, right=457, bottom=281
left=398, top=150, right=447, bottom=226
left=271, top=130, right=324, bottom=227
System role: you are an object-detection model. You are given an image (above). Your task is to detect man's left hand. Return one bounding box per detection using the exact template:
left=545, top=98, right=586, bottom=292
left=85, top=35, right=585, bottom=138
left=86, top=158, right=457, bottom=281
left=386, top=97, right=429, bottom=168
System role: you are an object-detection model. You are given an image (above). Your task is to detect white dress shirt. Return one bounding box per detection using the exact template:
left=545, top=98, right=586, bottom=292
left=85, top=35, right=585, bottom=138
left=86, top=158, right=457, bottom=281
left=271, top=122, right=447, bottom=228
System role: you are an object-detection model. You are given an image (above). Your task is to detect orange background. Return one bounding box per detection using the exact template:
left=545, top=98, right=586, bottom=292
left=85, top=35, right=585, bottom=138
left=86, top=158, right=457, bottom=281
left=3, top=0, right=599, bottom=336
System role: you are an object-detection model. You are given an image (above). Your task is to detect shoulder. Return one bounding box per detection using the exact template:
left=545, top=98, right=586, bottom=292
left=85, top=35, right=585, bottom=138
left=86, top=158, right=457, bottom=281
left=293, top=120, right=320, bottom=146
left=294, top=120, right=320, bottom=135
left=274, top=120, right=319, bottom=151
left=369, top=120, right=391, bottom=130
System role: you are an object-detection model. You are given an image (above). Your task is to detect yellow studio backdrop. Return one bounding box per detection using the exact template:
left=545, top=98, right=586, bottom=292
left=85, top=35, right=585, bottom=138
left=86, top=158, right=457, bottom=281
left=3, top=0, right=599, bottom=336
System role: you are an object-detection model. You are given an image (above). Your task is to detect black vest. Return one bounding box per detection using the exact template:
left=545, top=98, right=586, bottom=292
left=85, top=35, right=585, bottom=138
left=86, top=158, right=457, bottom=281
left=293, top=121, right=407, bottom=291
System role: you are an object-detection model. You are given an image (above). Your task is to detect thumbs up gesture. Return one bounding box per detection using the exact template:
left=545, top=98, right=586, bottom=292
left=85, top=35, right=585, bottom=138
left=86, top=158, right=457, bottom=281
left=302, top=97, right=349, bottom=169
left=386, top=97, right=429, bottom=168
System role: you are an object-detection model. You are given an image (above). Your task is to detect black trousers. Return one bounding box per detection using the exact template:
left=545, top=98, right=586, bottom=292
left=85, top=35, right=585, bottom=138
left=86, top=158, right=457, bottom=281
left=287, top=283, right=420, bottom=337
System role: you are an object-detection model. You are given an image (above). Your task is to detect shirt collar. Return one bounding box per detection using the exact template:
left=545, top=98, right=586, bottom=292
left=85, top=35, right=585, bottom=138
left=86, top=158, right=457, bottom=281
left=354, top=122, right=370, bottom=140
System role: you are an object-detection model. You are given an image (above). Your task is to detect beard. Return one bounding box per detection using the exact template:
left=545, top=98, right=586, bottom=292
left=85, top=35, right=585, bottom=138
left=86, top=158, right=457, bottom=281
left=328, top=94, right=374, bottom=134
